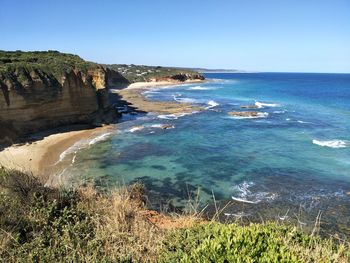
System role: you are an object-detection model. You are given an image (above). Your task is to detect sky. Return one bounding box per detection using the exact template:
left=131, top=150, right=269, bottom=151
left=1, top=0, right=349, bottom=73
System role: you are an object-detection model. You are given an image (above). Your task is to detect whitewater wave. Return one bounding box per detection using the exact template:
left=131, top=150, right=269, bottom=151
left=88, top=133, right=111, bottom=145
left=150, top=124, right=164, bottom=128
left=55, top=142, right=84, bottom=165
left=129, top=126, right=145, bottom=132
left=172, top=95, right=199, bottom=103
left=255, top=101, right=280, bottom=108
left=228, top=112, right=269, bottom=119
left=54, top=132, right=113, bottom=165
left=231, top=181, right=277, bottom=204
left=157, top=111, right=198, bottom=120
left=150, top=124, right=175, bottom=129
left=187, top=86, right=217, bottom=91
left=312, top=139, right=347, bottom=148
left=206, top=100, right=220, bottom=109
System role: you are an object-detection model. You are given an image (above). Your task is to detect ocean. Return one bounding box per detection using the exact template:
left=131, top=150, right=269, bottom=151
left=56, top=73, right=350, bottom=236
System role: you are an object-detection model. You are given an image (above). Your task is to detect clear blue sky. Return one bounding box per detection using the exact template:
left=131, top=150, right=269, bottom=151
left=1, top=0, right=349, bottom=73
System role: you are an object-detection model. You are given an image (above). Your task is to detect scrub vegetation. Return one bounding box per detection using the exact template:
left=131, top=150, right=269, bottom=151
left=0, top=169, right=349, bottom=262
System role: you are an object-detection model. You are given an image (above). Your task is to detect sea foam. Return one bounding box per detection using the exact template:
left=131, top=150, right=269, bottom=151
left=206, top=100, right=219, bottom=109
left=54, top=132, right=112, bottom=164
left=88, top=132, right=111, bottom=145
left=187, top=86, right=217, bottom=90
left=229, top=112, right=269, bottom=119
left=312, top=139, right=347, bottom=148
left=255, top=101, right=279, bottom=108
left=157, top=112, right=198, bottom=120
left=129, top=126, right=145, bottom=132
left=172, top=95, right=199, bottom=103
left=231, top=181, right=277, bottom=204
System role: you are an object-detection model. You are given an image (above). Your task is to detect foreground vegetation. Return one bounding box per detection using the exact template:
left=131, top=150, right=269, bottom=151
left=0, top=168, right=349, bottom=262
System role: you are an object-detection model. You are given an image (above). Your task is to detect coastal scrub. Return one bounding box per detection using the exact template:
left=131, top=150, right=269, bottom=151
left=0, top=168, right=349, bottom=262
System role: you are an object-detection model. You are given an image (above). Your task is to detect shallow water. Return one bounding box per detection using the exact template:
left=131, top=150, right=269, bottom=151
left=57, top=73, right=350, bottom=236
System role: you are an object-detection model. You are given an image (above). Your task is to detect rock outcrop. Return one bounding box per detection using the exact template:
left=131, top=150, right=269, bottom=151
left=0, top=52, right=128, bottom=144
left=149, top=73, right=205, bottom=83
left=0, top=51, right=204, bottom=145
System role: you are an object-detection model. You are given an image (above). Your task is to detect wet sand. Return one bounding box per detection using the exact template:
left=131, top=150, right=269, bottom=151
left=0, top=126, right=112, bottom=181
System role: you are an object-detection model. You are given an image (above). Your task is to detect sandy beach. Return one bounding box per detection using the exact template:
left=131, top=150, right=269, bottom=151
left=0, top=126, right=113, bottom=181
left=0, top=80, right=205, bottom=181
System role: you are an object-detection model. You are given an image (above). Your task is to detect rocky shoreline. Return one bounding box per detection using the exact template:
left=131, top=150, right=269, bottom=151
left=111, top=79, right=206, bottom=115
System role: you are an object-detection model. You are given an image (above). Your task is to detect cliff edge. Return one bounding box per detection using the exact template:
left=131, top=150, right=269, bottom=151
left=0, top=51, right=128, bottom=144
left=0, top=51, right=205, bottom=145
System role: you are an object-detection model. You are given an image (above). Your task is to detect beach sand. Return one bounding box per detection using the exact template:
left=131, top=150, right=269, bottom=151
left=0, top=79, right=204, bottom=181
left=0, top=126, right=112, bottom=180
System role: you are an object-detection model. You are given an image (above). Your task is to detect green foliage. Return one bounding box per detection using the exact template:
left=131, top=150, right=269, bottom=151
left=106, top=63, right=201, bottom=83
left=1, top=168, right=349, bottom=262
left=0, top=168, right=162, bottom=262
left=0, top=50, right=98, bottom=80
left=160, top=222, right=350, bottom=263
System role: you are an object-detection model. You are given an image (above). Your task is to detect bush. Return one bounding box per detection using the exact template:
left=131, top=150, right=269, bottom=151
left=0, top=168, right=164, bottom=262
left=1, top=168, right=349, bottom=262
left=160, top=222, right=350, bottom=263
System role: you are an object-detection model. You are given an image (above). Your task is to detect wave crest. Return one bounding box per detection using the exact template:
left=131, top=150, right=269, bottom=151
left=231, top=181, right=277, bottom=204
left=312, top=139, right=347, bottom=148
left=187, top=86, right=217, bottom=90
left=255, top=101, right=279, bottom=108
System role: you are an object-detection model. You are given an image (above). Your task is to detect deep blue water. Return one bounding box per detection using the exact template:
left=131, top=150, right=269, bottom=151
left=57, top=73, right=350, bottom=235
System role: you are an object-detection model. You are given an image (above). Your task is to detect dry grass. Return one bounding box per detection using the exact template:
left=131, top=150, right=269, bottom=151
left=0, top=168, right=349, bottom=262
left=0, top=168, right=202, bottom=262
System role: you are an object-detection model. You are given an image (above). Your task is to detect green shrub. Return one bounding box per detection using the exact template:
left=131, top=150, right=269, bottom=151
left=0, top=168, right=163, bottom=262
left=160, top=222, right=350, bottom=263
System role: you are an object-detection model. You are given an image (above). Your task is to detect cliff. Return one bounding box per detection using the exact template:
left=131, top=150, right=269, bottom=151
left=0, top=51, right=128, bottom=144
left=105, top=63, right=205, bottom=83
left=0, top=51, right=204, bottom=145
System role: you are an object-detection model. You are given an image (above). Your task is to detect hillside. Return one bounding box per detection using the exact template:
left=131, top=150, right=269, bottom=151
left=106, top=63, right=204, bottom=83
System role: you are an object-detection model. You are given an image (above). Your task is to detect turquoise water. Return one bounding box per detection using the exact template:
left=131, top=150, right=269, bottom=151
left=58, top=73, right=350, bottom=235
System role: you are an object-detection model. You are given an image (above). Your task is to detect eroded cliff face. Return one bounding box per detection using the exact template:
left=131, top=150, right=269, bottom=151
left=0, top=66, right=126, bottom=144
left=149, top=73, right=205, bottom=82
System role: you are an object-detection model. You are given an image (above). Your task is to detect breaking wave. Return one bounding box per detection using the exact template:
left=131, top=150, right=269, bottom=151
left=89, top=133, right=112, bottom=145
left=255, top=101, right=280, bottom=108
left=206, top=100, right=219, bottom=109
left=187, top=86, right=217, bottom=90
left=231, top=181, right=277, bottom=204
left=312, top=139, right=347, bottom=148
left=228, top=112, right=269, bottom=119
left=157, top=111, right=198, bottom=120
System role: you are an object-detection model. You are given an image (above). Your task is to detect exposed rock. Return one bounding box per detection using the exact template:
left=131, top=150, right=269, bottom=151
left=149, top=73, right=204, bottom=83
left=228, top=111, right=260, bottom=117
left=160, top=124, right=174, bottom=130
left=0, top=63, right=126, bottom=144
left=240, top=105, right=259, bottom=109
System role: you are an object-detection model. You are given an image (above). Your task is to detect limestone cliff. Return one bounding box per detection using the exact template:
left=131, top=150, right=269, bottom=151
left=0, top=51, right=204, bottom=145
left=0, top=51, right=128, bottom=144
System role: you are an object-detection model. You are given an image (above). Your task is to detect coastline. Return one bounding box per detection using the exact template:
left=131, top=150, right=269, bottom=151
left=112, top=79, right=206, bottom=114
left=0, top=126, right=112, bottom=180
left=0, top=79, right=205, bottom=181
